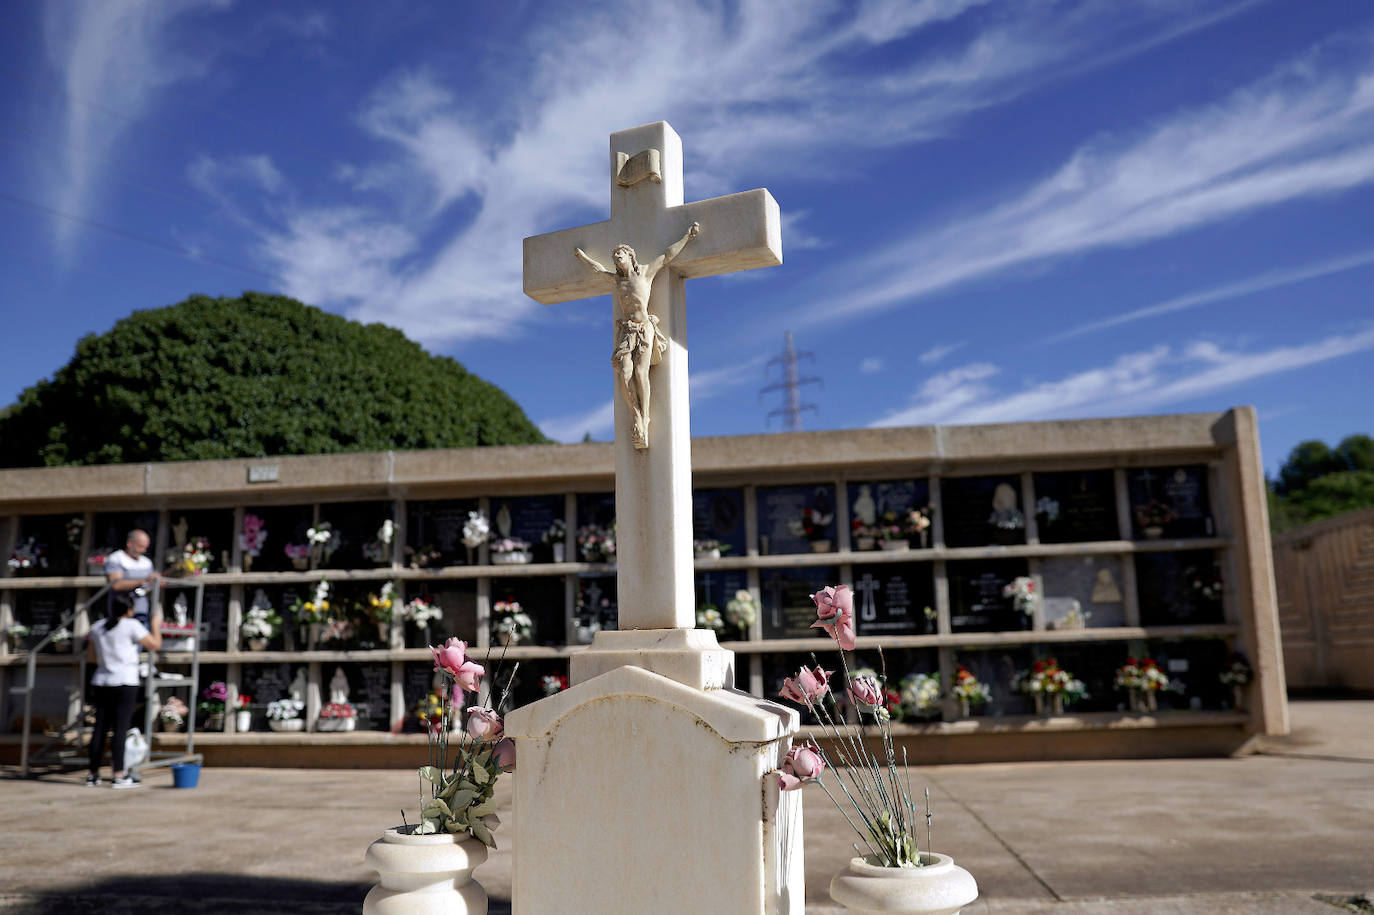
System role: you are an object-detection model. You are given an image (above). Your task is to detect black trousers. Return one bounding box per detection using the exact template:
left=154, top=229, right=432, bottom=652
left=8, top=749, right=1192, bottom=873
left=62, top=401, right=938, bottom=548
left=90, top=684, right=140, bottom=774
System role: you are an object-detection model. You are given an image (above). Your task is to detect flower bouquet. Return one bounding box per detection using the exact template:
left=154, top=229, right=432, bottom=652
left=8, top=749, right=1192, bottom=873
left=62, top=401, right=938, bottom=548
left=543, top=519, right=568, bottom=562
left=7, top=537, right=48, bottom=573
left=692, top=538, right=730, bottom=560
left=284, top=542, right=312, bottom=570
left=850, top=520, right=882, bottom=551
left=576, top=523, right=616, bottom=564
left=540, top=672, right=568, bottom=696
left=267, top=697, right=306, bottom=732
left=166, top=537, right=213, bottom=575
left=307, top=521, right=341, bottom=565
left=158, top=696, right=189, bottom=732
left=239, top=512, right=268, bottom=571
left=491, top=600, right=532, bottom=646
left=788, top=507, right=834, bottom=551
left=951, top=666, right=991, bottom=717
left=724, top=589, right=758, bottom=638
left=241, top=594, right=282, bottom=650
left=6, top=623, right=31, bottom=651
left=86, top=548, right=112, bottom=573
left=51, top=626, right=73, bottom=653
left=695, top=604, right=724, bottom=635
left=1014, top=658, right=1086, bottom=716
left=879, top=507, right=932, bottom=550
left=405, top=544, right=443, bottom=569
left=200, top=681, right=229, bottom=729
left=233, top=693, right=253, bottom=732
left=1002, top=576, right=1037, bottom=625
left=362, top=519, right=395, bottom=565
left=66, top=516, right=85, bottom=551
left=1114, top=657, right=1173, bottom=712
left=1134, top=499, right=1178, bottom=537
left=461, top=511, right=489, bottom=564
left=489, top=537, right=533, bottom=565
left=898, top=671, right=941, bottom=720
left=318, top=700, right=357, bottom=732
left=403, top=595, right=444, bottom=631
left=1220, top=652, right=1252, bottom=710
left=362, top=582, right=396, bottom=644
left=1035, top=496, right=1061, bottom=524
left=289, top=579, right=332, bottom=649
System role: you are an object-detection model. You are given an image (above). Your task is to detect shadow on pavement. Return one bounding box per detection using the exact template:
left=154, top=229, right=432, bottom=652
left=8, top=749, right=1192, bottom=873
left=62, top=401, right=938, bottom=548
left=0, top=875, right=512, bottom=915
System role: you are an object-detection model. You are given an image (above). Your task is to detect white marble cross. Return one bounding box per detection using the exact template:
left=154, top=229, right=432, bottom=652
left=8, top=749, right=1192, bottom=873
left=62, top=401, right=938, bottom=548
left=524, top=121, right=781, bottom=629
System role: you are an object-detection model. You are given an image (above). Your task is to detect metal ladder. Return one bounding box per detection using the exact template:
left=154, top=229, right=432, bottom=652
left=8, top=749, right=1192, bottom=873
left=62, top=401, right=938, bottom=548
left=134, top=577, right=205, bottom=778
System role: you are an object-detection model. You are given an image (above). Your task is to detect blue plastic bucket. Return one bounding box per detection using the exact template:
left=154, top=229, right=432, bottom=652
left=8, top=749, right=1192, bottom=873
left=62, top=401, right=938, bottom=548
left=171, top=763, right=201, bottom=789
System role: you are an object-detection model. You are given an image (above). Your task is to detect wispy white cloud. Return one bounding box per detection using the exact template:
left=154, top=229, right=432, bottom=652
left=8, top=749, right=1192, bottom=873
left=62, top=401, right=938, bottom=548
left=42, top=0, right=229, bottom=254
left=540, top=399, right=615, bottom=444
left=799, top=36, right=1374, bottom=326
left=871, top=326, right=1374, bottom=427
left=1048, top=246, right=1374, bottom=342
left=859, top=357, right=884, bottom=374
left=918, top=342, right=965, bottom=365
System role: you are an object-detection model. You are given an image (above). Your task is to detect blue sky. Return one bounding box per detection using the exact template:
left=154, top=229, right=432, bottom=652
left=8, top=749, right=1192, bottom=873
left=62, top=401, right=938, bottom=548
left=1, top=0, right=1371, bottom=474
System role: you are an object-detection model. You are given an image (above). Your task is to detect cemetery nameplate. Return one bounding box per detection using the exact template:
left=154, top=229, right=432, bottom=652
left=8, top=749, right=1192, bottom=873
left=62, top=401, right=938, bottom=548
left=760, top=566, right=838, bottom=639
left=696, top=569, right=748, bottom=638
left=576, top=493, right=617, bottom=528
left=202, top=587, right=229, bottom=650
left=408, top=500, right=478, bottom=560
left=948, top=560, right=1027, bottom=632
left=20, top=590, right=71, bottom=644
left=345, top=663, right=393, bottom=730
left=1128, top=465, right=1212, bottom=538
left=853, top=564, right=935, bottom=635
left=846, top=480, right=930, bottom=528
left=493, top=496, right=562, bottom=545
left=240, top=663, right=294, bottom=704
left=691, top=488, right=746, bottom=555
left=1033, top=471, right=1118, bottom=543
left=757, top=484, right=835, bottom=555
left=1039, top=556, right=1125, bottom=628
left=1136, top=550, right=1225, bottom=625
left=402, top=661, right=442, bottom=732
left=941, top=476, right=1024, bottom=547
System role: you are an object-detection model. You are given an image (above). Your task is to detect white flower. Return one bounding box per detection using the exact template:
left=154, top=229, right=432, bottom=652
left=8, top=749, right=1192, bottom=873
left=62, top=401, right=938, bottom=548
left=378, top=519, right=394, bottom=544
left=462, top=512, right=490, bottom=549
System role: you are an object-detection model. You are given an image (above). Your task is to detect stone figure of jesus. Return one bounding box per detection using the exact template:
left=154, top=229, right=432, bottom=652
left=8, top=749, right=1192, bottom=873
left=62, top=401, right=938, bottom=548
left=575, top=221, right=701, bottom=449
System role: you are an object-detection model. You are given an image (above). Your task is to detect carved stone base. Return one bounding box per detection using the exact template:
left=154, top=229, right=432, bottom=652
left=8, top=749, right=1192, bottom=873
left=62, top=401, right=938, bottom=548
left=570, top=628, right=735, bottom=690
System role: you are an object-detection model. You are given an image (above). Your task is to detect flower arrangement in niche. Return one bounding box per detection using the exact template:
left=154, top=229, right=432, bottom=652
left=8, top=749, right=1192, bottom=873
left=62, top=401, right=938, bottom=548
left=362, top=519, right=395, bottom=564
left=6, top=622, right=30, bottom=649
left=692, top=538, right=730, bottom=558
left=540, top=672, right=568, bottom=696
left=461, top=512, right=490, bottom=550
left=8, top=537, right=47, bottom=571
left=365, top=582, right=396, bottom=624
left=241, top=594, right=282, bottom=646
left=1114, top=657, right=1171, bottom=692
left=1219, top=652, right=1252, bottom=686
left=1014, top=658, right=1086, bottom=715
left=267, top=698, right=304, bottom=721
left=491, top=600, right=532, bottom=646
left=403, top=595, right=443, bottom=630
left=1035, top=497, right=1060, bottom=523
left=773, top=582, right=936, bottom=869
left=1002, top=576, right=1037, bottom=617
left=66, top=517, right=85, bottom=551
left=199, top=681, right=230, bottom=718
left=724, top=589, right=758, bottom=636
left=789, top=507, right=834, bottom=543
left=951, top=666, right=991, bottom=711
left=158, top=696, right=189, bottom=729
left=320, top=701, right=357, bottom=719
left=51, top=627, right=73, bottom=652
left=489, top=537, right=533, bottom=564
left=696, top=604, right=724, bottom=634
left=166, top=537, right=213, bottom=575
left=406, top=638, right=517, bottom=847
left=879, top=507, right=932, bottom=546
left=307, top=522, right=341, bottom=564
left=988, top=506, right=1025, bottom=530
left=900, top=672, right=941, bottom=719
left=239, top=513, right=268, bottom=568
left=406, top=544, right=443, bottom=569
left=577, top=523, right=616, bottom=563
left=1133, top=499, right=1178, bottom=532
left=290, top=579, right=332, bottom=625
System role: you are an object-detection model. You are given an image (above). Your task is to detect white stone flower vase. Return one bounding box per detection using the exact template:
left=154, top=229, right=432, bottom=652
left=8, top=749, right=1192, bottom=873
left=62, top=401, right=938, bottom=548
left=830, top=853, right=978, bottom=914
left=364, top=826, right=488, bottom=914
left=235, top=710, right=252, bottom=732
left=552, top=542, right=566, bottom=563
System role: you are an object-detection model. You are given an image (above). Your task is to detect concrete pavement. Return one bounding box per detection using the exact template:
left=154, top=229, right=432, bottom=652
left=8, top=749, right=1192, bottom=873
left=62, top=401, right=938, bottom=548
left=1, top=700, right=1371, bottom=913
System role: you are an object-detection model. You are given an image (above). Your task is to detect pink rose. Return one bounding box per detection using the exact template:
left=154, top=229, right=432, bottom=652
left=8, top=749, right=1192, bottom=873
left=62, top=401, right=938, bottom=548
left=779, top=666, right=832, bottom=703
left=430, top=638, right=469, bottom=676
left=454, top=659, right=485, bottom=693
left=848, top=675, right=882, bottom=709
left=492, top=737, right=516, bottom=771
left=811, top=607, right=856, bottom=650
left=783, top=743, right=826, bottom=780
left=777, top=770, right=803, bottom=792
left=811, top=585, right=853, bottom=620
left=465, top=706, right=503, bottom=740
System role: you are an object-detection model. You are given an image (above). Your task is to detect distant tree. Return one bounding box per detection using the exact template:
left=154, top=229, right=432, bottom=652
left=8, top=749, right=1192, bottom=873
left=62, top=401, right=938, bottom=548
left=1269, top=434, right=1374, bottom=532
left=0, top=292, right=549, bottom=467
left=1275, top=440, right=1344, bottom=496
left=1335, top=434, right=1374, bottom=473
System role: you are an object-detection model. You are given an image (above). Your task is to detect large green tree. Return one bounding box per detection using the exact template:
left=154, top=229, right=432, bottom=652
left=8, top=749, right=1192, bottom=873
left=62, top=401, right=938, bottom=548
left=0, top=292, right=549, bottom=467
left=1269, top=434, right=1374, bottom=531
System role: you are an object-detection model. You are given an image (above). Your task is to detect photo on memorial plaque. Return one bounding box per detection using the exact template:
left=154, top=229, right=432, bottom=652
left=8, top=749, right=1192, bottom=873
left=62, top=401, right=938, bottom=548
left=1136, top=550, right=1225, bottom=626
left=90, top=509, right=161, bottom=575
left=238, top=662, right=304, bottom=732
left=756, top=484, right=836, bottom=555
left=490, top=494, right=565, bottom=565
left=846, top=479, right=932, bottom=551
left=695, top=569, right=749, bottom=640
left=947, top=559, right=1030, bottom=633
left=576, top=576, right=617, bottom=642
left=575, top=493, right=616, bottom=565
left=1043, top=641, right=1132, bottom=713
left=12, top=514, right=80, bottom=577
left=162, top=508, right=234, bottom=574
left=242, top=504, right=313, bottom=572
left=1038, top=555, right=1126, bottom=629
left=951, top=648, right=1034, bottom=717
left=403, top=582, right=477, bottom=649
left=940, top=475, right=1024, bottom=547
left=692, top=488, right=747, bottom=557
left=1144, top=638, right=1230, bottom=711
left=10, top=588, right=76, bottom=653
left=491, top=577, right=565, bottom=647
left=1126, top=465, right=1213, bottom=540
left=1032, top=470, right=1118, bottom=544
left=327, top=662, right=393, bottom=731
left=848, top=648, right=941, bottom=722
left=851, top=563, right=937, bottom=636
left=406, top=498, right=480, bottom=567
left=759, top=565, right=840, bottom=640
left=316, top=500, right=393, bottom=569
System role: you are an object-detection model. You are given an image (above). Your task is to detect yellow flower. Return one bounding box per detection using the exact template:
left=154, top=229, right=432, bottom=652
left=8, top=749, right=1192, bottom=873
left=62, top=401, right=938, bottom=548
left=304, top=602, right=315, bottom=612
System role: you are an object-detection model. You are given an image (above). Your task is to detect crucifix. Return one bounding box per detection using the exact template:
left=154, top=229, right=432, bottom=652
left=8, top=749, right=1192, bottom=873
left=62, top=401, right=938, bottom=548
left=855, top=573, right=879, bottom=623
left=524, top=121, right=781, bottom=631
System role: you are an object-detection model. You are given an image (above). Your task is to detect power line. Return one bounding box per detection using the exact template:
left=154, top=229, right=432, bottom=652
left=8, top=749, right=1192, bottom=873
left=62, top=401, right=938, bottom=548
left=760, top=331, right=822, bottom=431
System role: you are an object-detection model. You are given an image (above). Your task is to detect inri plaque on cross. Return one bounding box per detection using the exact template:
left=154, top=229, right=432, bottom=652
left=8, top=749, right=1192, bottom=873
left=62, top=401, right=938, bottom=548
left=524, top=121, right=781, bottom=630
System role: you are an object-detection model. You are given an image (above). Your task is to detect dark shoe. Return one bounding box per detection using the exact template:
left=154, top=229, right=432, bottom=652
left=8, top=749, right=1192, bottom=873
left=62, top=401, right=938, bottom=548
left=110, top=775, right=140, bottom=790
left=85, top=774, right=100, bottom=787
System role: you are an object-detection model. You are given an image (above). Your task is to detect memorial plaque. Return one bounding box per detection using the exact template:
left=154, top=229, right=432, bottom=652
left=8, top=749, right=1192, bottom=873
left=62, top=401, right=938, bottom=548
left=407, top=499, right=480, bottom=566
left=1048, top=642, right=1130, bottom=713
left=201, top=586, right=230, bottom=650
left=404, top=583, right=477, bottom=648
left=1127, top=465, right=1212, bottom=539
left=695, top=569, right=749, bottom=638
left=492, top=577, right=566, bottom=646
left=491, top=495, right=564, bottom=559
left=17, top=514, right=77, bottom=577
left=1032, top=471, right=1118, bottom=544
left=402, top=660, right=447, bottom=733
left=1136, top=550, right=1225, bottom=625
left=319, top=500, right=392, bottom=569
left=941, top=476, right=1024, bottom=548
left=576, top=576, right=618, bottom=639
left=1039, top=555, right=1125, bottom=628
left=846, top=479, right=931, bottom=548
left=14, top=589, right=75, bottom=651
left=576, top=493, right=616, bottom=528
left=244, top=504, right=313, bottom=572
left=759, top=565, right=839, bottom=639
left=165, top=508, right=235, bottom=572
left=756, top=484, right=836, bottom=555
left=852, top=563, right=936, bottom=635
left=240, top=663, right=297, bottom=705
left=691, top=488, right=746, bottom=556
left=953, top=648, right=1033, bottom=717
left=1145, top=638, right=1229, bottom=710
left=336, top=662, right=393, bottom=730
left=947, top=559, right=1029, bottom=632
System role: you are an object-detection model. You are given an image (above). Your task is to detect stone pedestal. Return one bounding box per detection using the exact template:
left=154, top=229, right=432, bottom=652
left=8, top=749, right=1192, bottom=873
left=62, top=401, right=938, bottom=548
left=505, top=664, right=804, bottom=914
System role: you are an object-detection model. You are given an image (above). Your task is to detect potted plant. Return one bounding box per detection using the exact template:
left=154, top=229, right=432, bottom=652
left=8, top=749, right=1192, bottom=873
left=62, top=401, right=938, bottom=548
left=950, top=666, right=991, bottom=718
left=695, top=604, right=725, bottom=635
left=7, top=537, right=48, bottom=575
left=402, top=594, right=443, bottom=633
left=1133, top=500, right=1177, bottom=538
left=724, top=589, right=758, bottom=639
left=289, top=579, right=331, bottom=649
left=1014, top=659, right=1086, bottom=716
left=241, top=593, right=282, bottom=651
left=543, top=519, right=568, bottom=563
left=489, top=537, right=533, bottom=565
left=790, top=507, right=834, bottom=552
left=200, top=681, right=229, bottom=731
left=158, top=696, right=189, bottom=733
left=1001, top=576, right=1037, bottom=629
left=51, top=626, right=73, bottom=653
left=491, top=600, right=532, bottom=646
left=1114, top=657, right=1174, bottom=713
left=318, top=700, right=357, bottom=732
left=921, top=605, right=937, bottom=635
left=307, top=522, right=341, bottom=566
left=6, top=623, right=30, bottom=652
left=363, top=638, right=516, bottom=913
left=461, top=511, right=489, bottom=565
left=1220, top=652, right=1252, bottom=711
left=361, top=519, right=395, bottom=566
left=284, top=542, right=312, bottom=571
left=773, top=584, right=979, bottom=914
left=233, top=693, right=253, bottom=732
left=267, top=698, right=305, bottom=732
left=851, top=520, right=881, bottom=551
left=899, top=672, right=941, bottom=720
left=576, top=523, right=616, bottom=564
left=239, top=512, right=268, bottom=571
left=692, top=538, right=729, bottom=560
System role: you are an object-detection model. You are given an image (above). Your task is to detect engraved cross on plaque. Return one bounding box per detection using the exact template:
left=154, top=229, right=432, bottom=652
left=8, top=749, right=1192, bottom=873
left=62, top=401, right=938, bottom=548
left=523, top=122, right=781, bottom=629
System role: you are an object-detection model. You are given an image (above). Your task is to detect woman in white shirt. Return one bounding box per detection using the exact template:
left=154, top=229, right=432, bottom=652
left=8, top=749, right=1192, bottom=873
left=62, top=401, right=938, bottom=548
left=85, top=594, right=162, bottom=788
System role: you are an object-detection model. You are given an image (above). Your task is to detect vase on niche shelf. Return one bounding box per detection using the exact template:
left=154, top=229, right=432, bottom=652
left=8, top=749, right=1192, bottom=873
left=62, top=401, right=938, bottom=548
left=1231, top=684, right=1245, bottom=712
left=363, top=826, right=488, bottom=915
left=1143, top=526, right=1163, bottom=540
left=241, top=555, right=252, bottom=572
left=206, top=713, right=224, bottom=731
left=855, top=537, right=876, bottom=551
left=958, top=698, right=970, bottom=719
left=829, top=852, right=978, bottom=915
left=247, top=638, right=268, bottom=652
left=810, top=539, right=832, bottom=553
left=880, top=540, right=909, bottom=552
left=269, top=718, right=304, bottom=732
left=552, top=542, right=566, bottom=563
left=235, top=710, right=252, bottom=732
left=694, top=548, right=721, bottom=560
left=291, top=557, right=310, bottom=571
